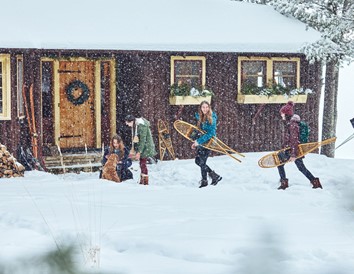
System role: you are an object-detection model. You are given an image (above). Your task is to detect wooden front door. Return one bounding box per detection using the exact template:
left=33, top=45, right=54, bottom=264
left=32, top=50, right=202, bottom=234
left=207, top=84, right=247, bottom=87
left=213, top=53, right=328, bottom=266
left=58, top=61, right=95, bottom=148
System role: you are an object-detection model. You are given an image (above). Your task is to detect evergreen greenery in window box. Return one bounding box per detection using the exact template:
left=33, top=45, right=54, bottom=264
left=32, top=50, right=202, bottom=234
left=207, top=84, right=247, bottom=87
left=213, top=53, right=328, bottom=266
left=169, top=83, right=214, bottom=105
left=237, top=83, right=312, bottom=104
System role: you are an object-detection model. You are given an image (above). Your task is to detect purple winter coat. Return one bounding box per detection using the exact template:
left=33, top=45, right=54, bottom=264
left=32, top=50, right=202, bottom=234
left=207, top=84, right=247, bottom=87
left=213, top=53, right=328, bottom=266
left=282, top=115, right=300, bottom=158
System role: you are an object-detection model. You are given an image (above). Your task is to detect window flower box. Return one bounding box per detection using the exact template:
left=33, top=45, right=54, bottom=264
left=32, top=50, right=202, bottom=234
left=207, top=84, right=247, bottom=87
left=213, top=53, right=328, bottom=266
left=169, top=95, right=212, bottom=105
left=169, top=83, right=213, bottom=105
left=237, top=94, right=308, bottom=104
left=237, top=85, right=312, bottom=104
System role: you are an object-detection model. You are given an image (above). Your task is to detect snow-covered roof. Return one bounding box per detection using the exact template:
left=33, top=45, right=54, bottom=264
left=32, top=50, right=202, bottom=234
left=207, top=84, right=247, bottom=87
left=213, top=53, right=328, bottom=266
left=0, top=0, right=321, bottom=53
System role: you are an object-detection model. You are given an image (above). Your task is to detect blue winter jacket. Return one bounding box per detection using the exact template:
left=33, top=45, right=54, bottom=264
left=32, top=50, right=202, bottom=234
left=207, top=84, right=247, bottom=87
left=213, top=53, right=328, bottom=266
left=195, top=112, right=217, bottom=145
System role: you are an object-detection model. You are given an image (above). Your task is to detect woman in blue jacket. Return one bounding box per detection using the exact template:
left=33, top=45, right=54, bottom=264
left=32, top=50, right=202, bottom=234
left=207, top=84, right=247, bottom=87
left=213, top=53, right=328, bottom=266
left=191, top=101, right=222, bottom=188
left=100, top=135, right=133, bottom=181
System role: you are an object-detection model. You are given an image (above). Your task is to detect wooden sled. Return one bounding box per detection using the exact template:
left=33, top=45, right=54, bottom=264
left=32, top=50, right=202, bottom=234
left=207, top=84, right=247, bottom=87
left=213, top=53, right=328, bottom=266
left=258, top=137, right=337, bottom=168
left=102, top=154, right=121, bottom=182
left=158, top=119, right=176, bottom=161
left=173, top=120, right=244, bottom=162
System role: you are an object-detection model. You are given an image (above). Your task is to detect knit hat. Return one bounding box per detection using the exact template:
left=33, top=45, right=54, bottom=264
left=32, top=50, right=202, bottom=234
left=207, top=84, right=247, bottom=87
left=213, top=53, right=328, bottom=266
left=125, top=115, right=135, bottom=122
left=279, top=101, right=294, bottom=116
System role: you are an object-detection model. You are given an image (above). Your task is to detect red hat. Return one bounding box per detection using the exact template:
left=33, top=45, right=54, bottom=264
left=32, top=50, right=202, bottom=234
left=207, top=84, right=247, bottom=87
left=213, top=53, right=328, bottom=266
left=280, top=101, right=294, bottom=116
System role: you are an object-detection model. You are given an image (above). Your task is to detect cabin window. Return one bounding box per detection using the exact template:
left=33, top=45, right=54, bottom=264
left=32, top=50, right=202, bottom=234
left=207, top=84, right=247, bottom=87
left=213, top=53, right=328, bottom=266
left=100, top=61, right=112, bottom=145
left=170, top=56, right=206, bottom=88
left=41, top=61, right=54, bottom=119
left=17, top=57, right=25, bottom=118
left=0, top=54, right=11, bottom=120
left=273, top=61, right=297, bottom=89
left=241, top=60, right=267, bottom=89
left=100, top=61, right=111, bottom=115
left=238, top=57, right=300, bottom=94
left=40, top=61, right=54, bottom=145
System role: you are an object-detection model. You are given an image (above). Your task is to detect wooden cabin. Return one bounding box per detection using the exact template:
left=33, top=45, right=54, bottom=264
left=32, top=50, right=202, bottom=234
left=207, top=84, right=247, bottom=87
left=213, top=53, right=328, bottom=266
left=0, top=0, right=323, bottom=171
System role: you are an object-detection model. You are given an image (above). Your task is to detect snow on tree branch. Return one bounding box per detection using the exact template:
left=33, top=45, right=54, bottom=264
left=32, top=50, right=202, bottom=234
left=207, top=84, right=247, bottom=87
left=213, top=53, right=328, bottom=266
left=234, top=0, right=354, bottom=64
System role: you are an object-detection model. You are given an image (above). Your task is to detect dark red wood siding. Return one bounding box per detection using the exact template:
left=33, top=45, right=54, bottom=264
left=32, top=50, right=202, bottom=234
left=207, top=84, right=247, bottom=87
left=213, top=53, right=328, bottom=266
left=0, top=49, right=322, bottom=161
left=0, top=50, right=30, bottom=156
left=115, top=51, right=322, bottom=160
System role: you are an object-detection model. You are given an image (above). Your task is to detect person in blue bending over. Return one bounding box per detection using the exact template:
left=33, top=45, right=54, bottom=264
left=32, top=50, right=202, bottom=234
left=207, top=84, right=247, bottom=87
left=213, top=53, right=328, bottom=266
left=191, top=100, right=222, bottom=188
left=100, top=134, right=133, bottom=181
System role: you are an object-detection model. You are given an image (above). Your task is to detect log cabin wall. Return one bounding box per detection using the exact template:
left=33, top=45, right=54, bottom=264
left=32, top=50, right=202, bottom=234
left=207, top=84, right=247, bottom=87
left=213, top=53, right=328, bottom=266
left=25, top=50, right=43, bottom=157
left=0, top=48, right=322, bottom=160
left=0, top=52, right=14, bottom=152
left=41, top=60, right=55, bottom=148
left=100, top=61, right=112, bottom=146
left=116, top=51, right=322, bottom=160
left=0, top=49, right=31, bottom=156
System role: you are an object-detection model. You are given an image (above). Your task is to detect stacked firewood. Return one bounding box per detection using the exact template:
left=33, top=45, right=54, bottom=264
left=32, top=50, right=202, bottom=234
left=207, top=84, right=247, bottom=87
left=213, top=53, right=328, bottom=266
left=0, top=143, right=25, bottom=178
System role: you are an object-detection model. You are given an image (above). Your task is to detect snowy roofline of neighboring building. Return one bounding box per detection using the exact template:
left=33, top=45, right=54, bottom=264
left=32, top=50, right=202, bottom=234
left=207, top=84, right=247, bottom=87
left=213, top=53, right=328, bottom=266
left=0, top=0, right=322, bottom=53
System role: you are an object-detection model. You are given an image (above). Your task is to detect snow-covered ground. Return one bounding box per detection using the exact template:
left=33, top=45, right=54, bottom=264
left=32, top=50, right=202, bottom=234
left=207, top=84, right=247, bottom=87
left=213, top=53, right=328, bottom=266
left=1, top=153, right=354, bottom=274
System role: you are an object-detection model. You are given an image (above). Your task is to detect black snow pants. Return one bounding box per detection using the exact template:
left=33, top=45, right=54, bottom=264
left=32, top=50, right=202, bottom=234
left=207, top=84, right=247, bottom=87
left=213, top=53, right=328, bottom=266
left=277, top=157, right=315, bottom=181
left=195, top=146, right=212, bottom=180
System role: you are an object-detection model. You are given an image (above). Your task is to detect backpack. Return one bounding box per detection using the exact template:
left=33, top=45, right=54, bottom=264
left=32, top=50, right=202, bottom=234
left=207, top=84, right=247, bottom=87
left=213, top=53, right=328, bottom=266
left=298, top=121, right=310, bottom=143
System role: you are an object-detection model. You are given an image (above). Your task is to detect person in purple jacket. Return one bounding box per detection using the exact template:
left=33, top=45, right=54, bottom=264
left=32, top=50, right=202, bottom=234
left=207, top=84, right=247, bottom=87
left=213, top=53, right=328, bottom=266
left=191, top=101, right=222, bottom=188
left=277, top=101, right=322, bottom=190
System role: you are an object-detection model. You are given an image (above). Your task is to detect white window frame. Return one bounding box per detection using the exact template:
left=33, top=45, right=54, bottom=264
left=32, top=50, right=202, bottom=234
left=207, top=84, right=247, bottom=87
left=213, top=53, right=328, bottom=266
left=0, top=54, right=11, bottom=120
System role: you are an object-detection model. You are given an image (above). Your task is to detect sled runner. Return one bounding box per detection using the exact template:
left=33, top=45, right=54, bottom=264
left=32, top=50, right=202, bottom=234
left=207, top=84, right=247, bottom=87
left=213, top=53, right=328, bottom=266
left=258, top=137, right=337, bottom=168
left=173, top=120, right=244, bottom=162
left=101, top=154, right=121, bottom=183
left=22, top=84, right=38, bottom=158
left=21, top=84, right=45, bottom=171
left=157, top=119, right=175, bottom=161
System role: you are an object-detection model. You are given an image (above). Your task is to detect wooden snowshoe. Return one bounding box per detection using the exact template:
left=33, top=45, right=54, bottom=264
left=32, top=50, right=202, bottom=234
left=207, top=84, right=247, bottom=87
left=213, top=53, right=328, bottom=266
left=158, top=119, right=175, bottom=161
left=258, top=137, right=337, bottom=168
left=173, top=120, right=244, bottom=162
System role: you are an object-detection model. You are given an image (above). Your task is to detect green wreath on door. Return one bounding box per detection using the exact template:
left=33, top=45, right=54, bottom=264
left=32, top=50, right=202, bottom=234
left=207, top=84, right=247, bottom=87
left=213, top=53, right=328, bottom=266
left=66, top=80, right=90, bottom=105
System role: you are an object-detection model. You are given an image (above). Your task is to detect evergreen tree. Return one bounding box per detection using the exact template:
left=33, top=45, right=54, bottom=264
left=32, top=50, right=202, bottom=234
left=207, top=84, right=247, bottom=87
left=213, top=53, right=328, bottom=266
left=234, top=0, right=354, bottom=157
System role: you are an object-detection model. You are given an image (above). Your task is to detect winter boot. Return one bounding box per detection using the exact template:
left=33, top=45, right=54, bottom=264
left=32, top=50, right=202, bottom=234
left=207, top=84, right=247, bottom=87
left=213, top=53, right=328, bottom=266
left=143, top=175, right=149, bottom=185
left=208, top=170, right=222, bottom=186
left=139, top=174, right=146, bottom=185
left=199, top=179, right=208, bottom=188
left=311, top=177, right=322, bottom=189
left=277, top=178, right=289, bottom=190
left=139, top=174, right=149, bottom=185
